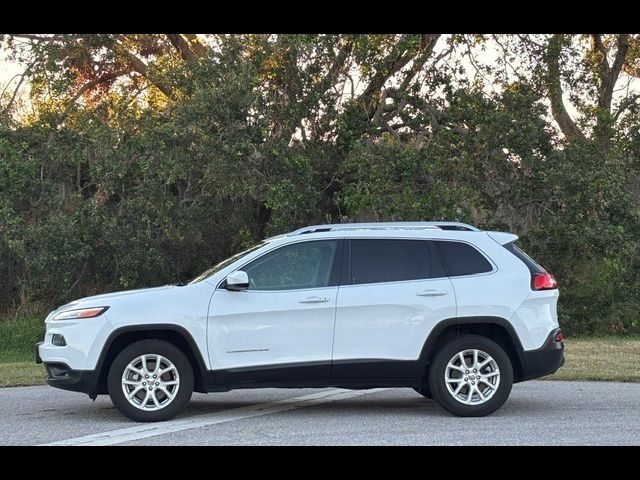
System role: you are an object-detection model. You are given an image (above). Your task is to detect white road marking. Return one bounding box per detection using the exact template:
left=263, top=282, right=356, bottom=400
left=39, top=388, right=388, bottom=446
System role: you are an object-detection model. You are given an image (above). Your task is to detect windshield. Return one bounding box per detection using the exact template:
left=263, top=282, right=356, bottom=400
left=187, top=242, right=265, bottom=285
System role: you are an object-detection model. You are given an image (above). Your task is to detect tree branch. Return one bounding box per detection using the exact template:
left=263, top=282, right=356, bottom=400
left=10, top=34, right=59, bottom=42
left=590, top=34, right=609, bottom=68
left=545, top=34, right=585, bottom=142
left=591, top=34, right=629, bottom=110
left=359, top=35, right=416, bottom=113
left=296, top=36, right=354, bottom=141
left=613, top=93, right=640, bottom=122
left=1, top=60, right=35, bottom=117
left=184, top=34, right=207, bottom=57
left=52, top=70, right=128, bottom=131
left=398, top=34, right=441, bottom=93
left=611, top=34, right=630, bottom=82
left=1, top=75, right=26, bottom=117
left=123, top=51, right=174, bottom=98
left=42, top=69, right=129, bottom=164
left=166, top=34, right=201, bottom=62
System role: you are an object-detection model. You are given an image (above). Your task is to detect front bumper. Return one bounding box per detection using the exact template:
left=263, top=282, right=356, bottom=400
left=40, top=361, right=100, bottom=399
left=519, top=328, right=565, bottom=381
left=35, top=342, right=43, bottom=364
left=36, top=342, right=100, bottom=398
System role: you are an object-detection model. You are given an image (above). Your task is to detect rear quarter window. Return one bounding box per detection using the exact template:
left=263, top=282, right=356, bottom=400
left=503, top=242, right=546, bottom=274
left=435, top=241, right=493, bottom=277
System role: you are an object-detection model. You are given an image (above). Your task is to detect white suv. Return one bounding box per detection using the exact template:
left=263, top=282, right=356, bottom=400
left=36, top=222, right=564, bottom=421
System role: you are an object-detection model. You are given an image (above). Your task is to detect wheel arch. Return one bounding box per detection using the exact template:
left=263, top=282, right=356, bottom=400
left=419, top=317, right=525, bottom=383
left=95, top=324, right=210, bottom=395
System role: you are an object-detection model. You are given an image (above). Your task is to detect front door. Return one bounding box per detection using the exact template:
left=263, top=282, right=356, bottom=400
left=208, top=239, right=341, bottom=384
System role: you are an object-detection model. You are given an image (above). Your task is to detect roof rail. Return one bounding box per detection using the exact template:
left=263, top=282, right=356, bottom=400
left=287, top=221, right=480, bottom=236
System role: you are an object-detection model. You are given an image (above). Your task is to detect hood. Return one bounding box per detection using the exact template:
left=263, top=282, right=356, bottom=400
left=55, top=285, right=178, bottom=312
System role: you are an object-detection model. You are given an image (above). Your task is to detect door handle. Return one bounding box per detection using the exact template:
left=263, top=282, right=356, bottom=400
left=298, top=296, right=329, bottom=304
left=416, top=290, right=448, bottom=297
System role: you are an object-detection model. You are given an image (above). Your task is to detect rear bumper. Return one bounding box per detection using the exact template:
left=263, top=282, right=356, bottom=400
left=519, top=328, right=565, bottom=381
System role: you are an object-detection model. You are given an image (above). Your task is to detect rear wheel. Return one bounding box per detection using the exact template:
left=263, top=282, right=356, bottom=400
left=428, top=335, right=513, bottom=417
left=107, top=339, right=194, bottom=422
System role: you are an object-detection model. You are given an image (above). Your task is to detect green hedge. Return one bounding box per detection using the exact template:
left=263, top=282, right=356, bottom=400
left=0, top=315, right=45, bottom=362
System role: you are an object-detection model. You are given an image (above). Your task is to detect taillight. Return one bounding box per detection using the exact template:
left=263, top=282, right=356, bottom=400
left=532, top=272, right=557, bottom=290
left=554, top=331, right=565, bottom=342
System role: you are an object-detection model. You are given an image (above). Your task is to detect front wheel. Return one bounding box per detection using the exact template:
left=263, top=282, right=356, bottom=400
left=108, top=339, right=194, bottom=422
left=428, top=335, right=513, bottom=417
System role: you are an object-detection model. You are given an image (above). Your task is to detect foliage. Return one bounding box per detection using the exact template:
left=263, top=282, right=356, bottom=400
left=0, top=314, right=44, bottom=362
left=0, top=34, right=639, bottom=335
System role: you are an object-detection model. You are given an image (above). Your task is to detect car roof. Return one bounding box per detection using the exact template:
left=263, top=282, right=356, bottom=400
left=287, top=221, right=480, bottom=235
left=263, top=222, right=493, bottom=244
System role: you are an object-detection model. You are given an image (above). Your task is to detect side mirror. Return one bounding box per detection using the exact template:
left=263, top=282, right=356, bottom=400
left=225, top=271, right=249, bottom=291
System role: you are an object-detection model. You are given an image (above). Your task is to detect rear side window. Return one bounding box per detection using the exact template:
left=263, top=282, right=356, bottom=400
left=503, top=242, right=545, bottom=274
left=349, top=239, right=430, bottom=285
left=435, top=241, right=493, bottom=277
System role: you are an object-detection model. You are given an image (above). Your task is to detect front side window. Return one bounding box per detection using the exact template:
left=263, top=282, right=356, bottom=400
left=349, top=239, right=430, bottom=285
left=435, top=241, right=493, bottom=277
left=243, top=240, right=338, bottom=291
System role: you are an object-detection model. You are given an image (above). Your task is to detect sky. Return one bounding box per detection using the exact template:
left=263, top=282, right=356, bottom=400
left=1, top=49, right=23, bottom=83
left=0, top=49, right=29, bottom=115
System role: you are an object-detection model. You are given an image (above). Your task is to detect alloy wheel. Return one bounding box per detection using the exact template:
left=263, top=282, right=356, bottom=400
left=121, top=354, right=180, bottom=411
left=444, top=349, right=500, bottom=405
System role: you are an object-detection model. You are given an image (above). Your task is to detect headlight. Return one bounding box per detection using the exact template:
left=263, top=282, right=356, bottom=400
left=52, top=306, right=109, bottom=321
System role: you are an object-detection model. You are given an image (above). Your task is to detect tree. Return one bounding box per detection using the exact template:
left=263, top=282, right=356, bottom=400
left=1, top=34, right=639, bottom=335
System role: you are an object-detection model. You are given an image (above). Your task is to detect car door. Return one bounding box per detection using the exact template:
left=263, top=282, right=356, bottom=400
left=332, top=238, right=456, bottom=379
left=208, top=239, right=342, bottom=384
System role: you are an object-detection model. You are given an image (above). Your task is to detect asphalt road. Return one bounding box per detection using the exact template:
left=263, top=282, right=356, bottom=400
left=0, top=380, right=638, bottom=445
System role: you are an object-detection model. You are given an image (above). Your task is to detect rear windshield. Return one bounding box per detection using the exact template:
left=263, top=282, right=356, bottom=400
left=503, top=242, right=545, bottom=274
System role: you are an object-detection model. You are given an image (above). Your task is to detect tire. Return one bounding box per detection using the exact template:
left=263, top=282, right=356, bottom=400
left=428, top=335, right=513, bottom=417
left=413, top=383, right=432, bottom=399
left=107, top=339, right=194, bottom=422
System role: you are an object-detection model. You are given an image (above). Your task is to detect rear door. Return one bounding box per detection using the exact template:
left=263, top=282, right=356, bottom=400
left=332, top=238, right=456, bottom=379
left=433, top=240, right=496, bottom=320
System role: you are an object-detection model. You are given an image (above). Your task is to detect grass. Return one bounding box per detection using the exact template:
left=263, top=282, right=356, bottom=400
left=540, top=337, right=640, bottom=382
left=0, top=313, right=47, bottom=387
left=0, top=313, right=46, bottom=363
left=0, top=362, right=45, bottom=387
left=1, top=313, right=640, bottom=387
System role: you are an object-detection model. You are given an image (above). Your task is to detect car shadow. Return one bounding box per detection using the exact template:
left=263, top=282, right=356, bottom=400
left=52, top=389, right=543, bottom=423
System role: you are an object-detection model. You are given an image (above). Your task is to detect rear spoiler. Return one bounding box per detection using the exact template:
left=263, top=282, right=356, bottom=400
left=486, top=231, right=519, bottom=245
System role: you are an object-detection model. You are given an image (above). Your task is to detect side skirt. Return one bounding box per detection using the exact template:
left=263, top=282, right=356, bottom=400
left=202, top=359, right=425, bottom=392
